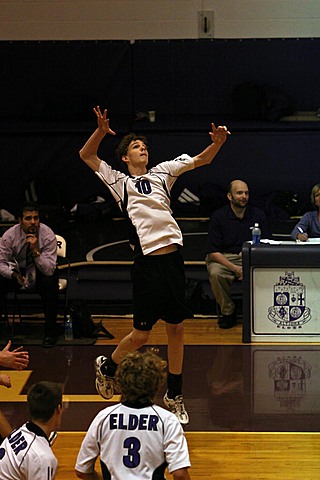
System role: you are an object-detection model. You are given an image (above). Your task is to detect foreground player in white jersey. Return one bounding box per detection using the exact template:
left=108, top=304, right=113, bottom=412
left=0, top=381, right=63, bottom=480
left=75, top=349, right=191, bottom=480
left=80, top=106, right=230, bottom=425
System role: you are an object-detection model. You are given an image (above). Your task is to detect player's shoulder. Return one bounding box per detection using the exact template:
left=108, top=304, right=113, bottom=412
left=93, top=403, right=123, bottom=422
left=99, top=160, right=127, bottom=178
left=151, top=154, right=193, bottom=171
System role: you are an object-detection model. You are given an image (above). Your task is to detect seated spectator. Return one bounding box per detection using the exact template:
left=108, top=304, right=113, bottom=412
left=0, top=202, right=59, bottom=347
left=206, top=179, right=269, bottom=329
left=0, top=381, right=63, bottom=479
left=75, top=349, right=191, bottom=480
left=291, top=183, right=320, bottom=241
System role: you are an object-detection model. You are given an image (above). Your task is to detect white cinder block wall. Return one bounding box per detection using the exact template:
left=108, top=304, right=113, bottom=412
left=0, top=0, right=320, bottom=41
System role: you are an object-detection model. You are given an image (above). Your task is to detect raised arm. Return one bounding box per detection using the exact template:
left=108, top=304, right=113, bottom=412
left=79, top=106, right=116, bottom=172
left=193, top=123, right=230, bottom=168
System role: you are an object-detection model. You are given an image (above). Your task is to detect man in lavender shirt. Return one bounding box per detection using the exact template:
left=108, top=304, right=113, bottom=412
left=0, top=202, right=59, bottom=347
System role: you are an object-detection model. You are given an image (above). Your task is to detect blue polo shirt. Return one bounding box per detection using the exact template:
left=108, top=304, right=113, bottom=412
left=206, top=204, right=270, bottom=254
left=290, top=211, right=320, bottom=240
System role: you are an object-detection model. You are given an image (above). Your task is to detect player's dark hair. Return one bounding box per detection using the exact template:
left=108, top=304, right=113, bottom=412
left=115, top=133, right=148, bottom=173
left=115, top=350, right=167, bottom=405
left=19, top=201, right=39, bottom=218
left=27, top=381, right=63, bottom=422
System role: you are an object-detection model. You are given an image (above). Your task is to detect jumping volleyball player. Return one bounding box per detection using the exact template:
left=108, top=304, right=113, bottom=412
left=79, top=105, right=230, bottom=424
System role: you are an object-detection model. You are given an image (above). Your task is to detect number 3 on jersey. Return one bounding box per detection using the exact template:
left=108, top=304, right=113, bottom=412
left=123, top=437, right=141, bottom=468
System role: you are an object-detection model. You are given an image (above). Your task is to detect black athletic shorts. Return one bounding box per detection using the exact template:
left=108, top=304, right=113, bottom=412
left=132, top=250, right=193, bottom=331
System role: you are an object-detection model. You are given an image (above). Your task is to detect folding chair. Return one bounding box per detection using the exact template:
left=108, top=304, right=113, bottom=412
left=55, top=234, right=70, bottom=319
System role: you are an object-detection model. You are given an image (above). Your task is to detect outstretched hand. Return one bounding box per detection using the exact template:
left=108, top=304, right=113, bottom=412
left=209, top=123, right=231, bottom=145
left=93, top=106, right=116, bottom=136
left=0, top=341, right=29, bottom=370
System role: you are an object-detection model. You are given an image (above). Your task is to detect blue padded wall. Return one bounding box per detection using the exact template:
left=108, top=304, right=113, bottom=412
left=1, top=38, right=319, bottom=216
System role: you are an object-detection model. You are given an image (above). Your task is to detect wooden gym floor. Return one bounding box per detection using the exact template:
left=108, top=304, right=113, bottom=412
left=1, top=218, right=319, bottom=478
left=1, top=317, right=320, bottom=479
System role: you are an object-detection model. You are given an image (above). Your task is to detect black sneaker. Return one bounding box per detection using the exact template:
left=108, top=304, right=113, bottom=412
left=218, top=313, right=237, bottom=329
left=94, top=356, right=115, bottom=399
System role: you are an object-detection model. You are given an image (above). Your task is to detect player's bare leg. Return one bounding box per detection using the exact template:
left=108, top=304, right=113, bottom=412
left=163, top=322, right=189, bottom=425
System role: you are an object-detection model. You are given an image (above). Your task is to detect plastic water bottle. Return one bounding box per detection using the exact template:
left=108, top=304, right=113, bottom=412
left=252, top=223, right=261, bottom=244
left=65, top=315, right=73, bottom=341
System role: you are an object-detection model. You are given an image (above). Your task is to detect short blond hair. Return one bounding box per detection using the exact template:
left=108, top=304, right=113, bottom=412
left=311, top=183, right=320, bottom=205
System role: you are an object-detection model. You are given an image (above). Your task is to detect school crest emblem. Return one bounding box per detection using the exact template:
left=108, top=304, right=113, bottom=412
left=268, top=271, right=311, bottom=329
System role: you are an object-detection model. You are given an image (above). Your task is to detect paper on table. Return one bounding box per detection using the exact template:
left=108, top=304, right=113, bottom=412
left=296, top=238, right=320, bottom=244
left=260, top=239, right=283, bottom=245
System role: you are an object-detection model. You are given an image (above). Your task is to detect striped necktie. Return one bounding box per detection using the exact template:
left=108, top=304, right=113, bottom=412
left=23, top=243, right=36, bottom=291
